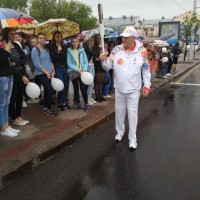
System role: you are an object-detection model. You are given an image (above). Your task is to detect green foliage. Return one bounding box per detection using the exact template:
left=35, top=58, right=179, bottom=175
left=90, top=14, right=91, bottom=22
left=182, top=12, right=200, bottom=38
left=29, top=0, right=97, bottom=30
left=0, top=0, right=97, bottom=30
left=0, top=0, right=28, bottom=12
left=30, top=0, right=57, bottom=22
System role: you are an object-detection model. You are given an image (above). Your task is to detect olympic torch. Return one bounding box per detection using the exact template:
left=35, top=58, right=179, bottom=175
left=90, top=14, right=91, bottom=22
left=98, top=3, right=105, bottom=54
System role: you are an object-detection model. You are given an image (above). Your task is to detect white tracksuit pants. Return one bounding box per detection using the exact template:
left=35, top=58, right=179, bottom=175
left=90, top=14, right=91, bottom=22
left=115, top=90, right=140, bottom=143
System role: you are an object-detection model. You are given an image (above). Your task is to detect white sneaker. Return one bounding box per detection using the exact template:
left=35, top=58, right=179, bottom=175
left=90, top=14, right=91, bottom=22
left=9, top=126, right=20, bottom=133
left=13, top=119, right=27, bottom=126
left=91, top=99, right=97, bottom=104
left=166, top=73, right=172, bottom=76
left=162, top=76, right=168, bottom=79
left=27, top=99, right=39, bottom=104
left=104, top=95, right=112, bottom=98
left=19, top=119, right=29, bottom=124
left=22, top=101, right=28, bottom=108
left=129, top=141, right=137, bottom=150
left=88, top=100, right=93, bottom=106
left=1, top=129, right=18, bottom=137
left=115, top=133, right=123, bottom=142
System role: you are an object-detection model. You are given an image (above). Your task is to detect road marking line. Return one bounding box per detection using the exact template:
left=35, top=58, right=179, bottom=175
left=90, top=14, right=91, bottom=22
left=176, top=65, right=199, bottom=83
left=170, top=82, right=200, bottom=86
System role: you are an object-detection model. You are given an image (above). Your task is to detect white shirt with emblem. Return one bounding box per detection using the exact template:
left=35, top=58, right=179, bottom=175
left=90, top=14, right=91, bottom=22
left=102, top=40, right=151, bottom=93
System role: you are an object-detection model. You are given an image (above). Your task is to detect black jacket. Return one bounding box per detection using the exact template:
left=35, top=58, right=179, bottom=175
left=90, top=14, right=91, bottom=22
left=49, top=43, right=68, bottom=69
left=11, top=42, right=27, bottom=79
left=84, top=44, right=95, bottom=63
left=0, top=48, right=12, bottom=77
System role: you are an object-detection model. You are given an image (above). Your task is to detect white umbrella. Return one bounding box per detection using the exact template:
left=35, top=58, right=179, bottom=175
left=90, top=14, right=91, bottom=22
left=154, top=40, right=169, bottom=47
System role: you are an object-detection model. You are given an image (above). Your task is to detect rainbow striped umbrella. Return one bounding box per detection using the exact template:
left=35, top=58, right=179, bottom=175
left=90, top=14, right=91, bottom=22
left=0, top=8, right=34, bottom=28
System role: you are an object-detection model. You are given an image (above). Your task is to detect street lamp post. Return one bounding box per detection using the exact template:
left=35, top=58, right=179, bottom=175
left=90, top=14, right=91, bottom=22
left=190, top=0, right=197, bottom=60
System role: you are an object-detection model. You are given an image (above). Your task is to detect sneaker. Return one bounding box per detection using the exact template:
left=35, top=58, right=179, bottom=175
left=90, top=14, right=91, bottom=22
left=129, top=141, right=137, bottom=150
left=115, top=133, right=123, bottom=142
left=88, top=100, right=93, bottom=106
left=46, top=109, right=56, bottom=116
left=64, top=104, right=71, bottom=110
left=171, top=69, right=176, bottom=74
left=103, top=95, right=112, bottom=98
left=162, top=76, right=168, bottom=79
left=27, top=99, right=39, bottom=104
left=13, top=119, right=27, bottom=126
left=43, top=107, right=48, bottom=113
left=22, top=101, right=28, bottom=108
left=18, top=118, right=29, bottom=124
left=83, top=105, right=89, bottom=111
left=1, top=129, right=18, bottom=137
left=9, top=126, right=20, bottom=134
left=76, top=103, right=81, bottom=110
left=166, top=73, right=172, bottom=76
left=58, top=105, right=64, bottom=111
left=91, top=99, right=97, bottom=104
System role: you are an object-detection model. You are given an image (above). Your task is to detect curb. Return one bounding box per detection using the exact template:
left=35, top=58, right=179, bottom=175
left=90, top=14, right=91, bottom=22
left=0, top=61, right=199, bottom=188
left=0, top=102, right=115, bottom=188
left=150, top=61, right=200, bottom=94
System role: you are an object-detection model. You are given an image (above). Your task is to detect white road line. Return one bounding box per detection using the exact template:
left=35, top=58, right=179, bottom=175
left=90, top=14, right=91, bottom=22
left=170, top=82, right=200, bottom=86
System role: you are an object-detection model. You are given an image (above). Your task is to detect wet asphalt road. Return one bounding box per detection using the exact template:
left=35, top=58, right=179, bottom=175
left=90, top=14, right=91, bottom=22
left=1, top=65, right=200, bottom=200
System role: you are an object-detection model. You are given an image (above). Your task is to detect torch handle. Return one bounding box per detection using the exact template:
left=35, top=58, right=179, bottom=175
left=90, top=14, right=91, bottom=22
left=98, top=4, right=105, bottom=54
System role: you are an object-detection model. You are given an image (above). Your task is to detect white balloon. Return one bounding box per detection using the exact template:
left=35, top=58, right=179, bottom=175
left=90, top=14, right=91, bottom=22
left=162, top=57, right=169, bottom=63
left=51, top=78, right=64, bottom=91
left=81, top=72, right=94, bottom=85
left=25, top=82, right=41, bottom=99
left=162, top=47, right=167, bottom=53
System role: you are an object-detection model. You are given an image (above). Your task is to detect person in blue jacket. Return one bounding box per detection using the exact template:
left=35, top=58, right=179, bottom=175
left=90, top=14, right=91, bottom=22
left=67, top=35, right=89, bottom=111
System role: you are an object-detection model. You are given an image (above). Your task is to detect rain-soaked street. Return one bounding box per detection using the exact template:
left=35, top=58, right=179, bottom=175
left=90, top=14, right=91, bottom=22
left=1, top=64, right=200, bottom=200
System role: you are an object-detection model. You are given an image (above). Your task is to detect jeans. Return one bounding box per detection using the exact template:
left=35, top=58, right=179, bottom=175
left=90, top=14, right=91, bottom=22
left=9, top=76, right=26, bottom=120
left=102, top=71, right=111, bottom=96
left=87, top=63, right=95, bottom=100
left=36, top=74, right=53, bottom=109
left=72, top=77, right=88, bottom=105
left=0, top=76, right=13, bottom=126
left=160, top=63, right=168, bottom=77
left=55, top=66, right=70, bottom=105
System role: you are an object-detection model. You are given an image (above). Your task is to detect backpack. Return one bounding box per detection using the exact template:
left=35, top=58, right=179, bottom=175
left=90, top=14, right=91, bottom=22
left=34, top=46, right=49, bottom=56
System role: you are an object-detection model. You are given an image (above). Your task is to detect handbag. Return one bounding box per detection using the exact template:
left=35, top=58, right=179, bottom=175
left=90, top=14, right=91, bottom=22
left=69, top=71, right=80, bottom=81
left=69, top=51, right=82, bottom=81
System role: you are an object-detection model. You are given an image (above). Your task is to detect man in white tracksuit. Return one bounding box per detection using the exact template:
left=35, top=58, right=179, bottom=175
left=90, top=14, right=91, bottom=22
left=100, top=26, right=151, bottom=150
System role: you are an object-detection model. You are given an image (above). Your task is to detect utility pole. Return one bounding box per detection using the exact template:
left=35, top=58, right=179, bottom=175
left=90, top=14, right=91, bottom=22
left=190, top=0, right=197, bottom=60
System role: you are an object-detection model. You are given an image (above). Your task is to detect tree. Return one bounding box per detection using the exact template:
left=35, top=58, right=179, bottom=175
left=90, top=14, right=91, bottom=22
left=30, top=0, right=57, bottom=22
left=29, top=0, right=97, bottom=30
left=0, top=0, right=28, bottom=12
left=182, top=12, right=200, bottom=61
left=182, top=12, right=200, bottom=39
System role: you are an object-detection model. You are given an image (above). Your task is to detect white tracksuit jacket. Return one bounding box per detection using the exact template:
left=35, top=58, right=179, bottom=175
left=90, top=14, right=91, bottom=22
left=102, top=40, right=151, bottom=143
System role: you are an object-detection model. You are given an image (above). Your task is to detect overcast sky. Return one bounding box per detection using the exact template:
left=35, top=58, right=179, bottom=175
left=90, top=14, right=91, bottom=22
left=80, top=0, right=195, bottom=20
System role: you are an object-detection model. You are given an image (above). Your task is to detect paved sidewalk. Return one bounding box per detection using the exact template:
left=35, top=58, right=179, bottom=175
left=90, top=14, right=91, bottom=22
left=0, top=54, right=199, bottom=188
